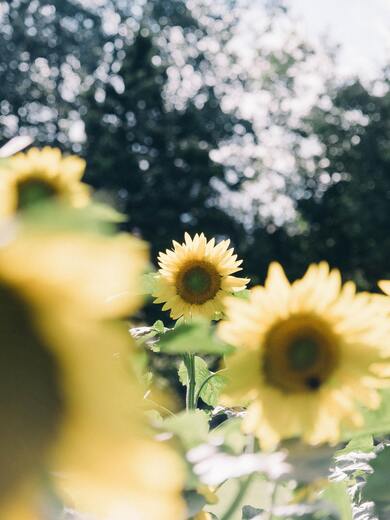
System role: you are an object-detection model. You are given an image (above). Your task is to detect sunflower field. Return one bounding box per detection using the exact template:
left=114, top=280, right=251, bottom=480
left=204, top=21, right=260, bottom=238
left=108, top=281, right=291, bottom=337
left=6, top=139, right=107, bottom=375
left=1, top=138, right=390, bottom=520
left=3, top=0, right=390, bottom=518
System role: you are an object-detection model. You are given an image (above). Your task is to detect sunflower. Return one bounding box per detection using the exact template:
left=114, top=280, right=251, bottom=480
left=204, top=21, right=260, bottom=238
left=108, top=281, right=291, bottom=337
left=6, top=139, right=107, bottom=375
left=0, top=230, right=148, bottom=318
left=153, top=233, right=249, bottom=320
left=0, top=147, right=90, bottom=216
left=218, top=262, right=390, bottom=449
left=379, top=280, right=390, bottom=298
left=0, top=229, right=184, bottom=519
left=194, top=512, right=213, bottom=520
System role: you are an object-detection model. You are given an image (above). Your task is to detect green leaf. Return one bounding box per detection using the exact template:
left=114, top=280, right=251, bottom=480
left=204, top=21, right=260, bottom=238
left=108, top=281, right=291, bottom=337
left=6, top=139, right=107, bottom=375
left=158, top=319, right=234, bottom=355
left=153, top=320, right=165, bottom=334
left=183, top=490, right=207, bottom=517
left=20, top=201, right=116, bottom=234
left=142, top=272, right=159, bottom=294
left=164, top=410, right=209, bottom=450
left=336, top=435, right=373, bottom=457
left=234, top=289, right=251, bottom=300
left=87, top=202, right=128, bottom=223
left=342, top=389, right=390, bottom=440
left=178, top=356, right=226, bottom=406
left=242, top=505, right=263, bottom=519
left=210, top=417, right=246, bottom=454
left=208, top=474, right=293, bottom=520
left=363, top=445, right=390, bottom=503
left=322, top=482, right=352, bottom=520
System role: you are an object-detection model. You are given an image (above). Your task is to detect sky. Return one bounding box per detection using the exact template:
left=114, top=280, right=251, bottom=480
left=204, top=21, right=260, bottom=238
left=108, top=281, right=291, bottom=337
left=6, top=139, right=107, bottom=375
left=287, top=0, right=390, bottom=78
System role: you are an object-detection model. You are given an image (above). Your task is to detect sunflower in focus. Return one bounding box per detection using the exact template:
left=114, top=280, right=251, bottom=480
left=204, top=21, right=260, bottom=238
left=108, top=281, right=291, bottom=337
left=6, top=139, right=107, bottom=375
left=0, top=229, right=184, bottom=520
left=0, top=147, right=90, bottom=216
left=218, top=262, right=390, bottom=449
left=153, top=233, right=249, bottom=320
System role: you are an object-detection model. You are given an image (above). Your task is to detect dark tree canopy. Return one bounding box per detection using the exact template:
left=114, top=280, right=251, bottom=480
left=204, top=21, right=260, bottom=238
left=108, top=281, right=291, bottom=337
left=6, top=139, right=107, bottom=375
left=295, top=79, right=390, bottom=288
left=4, top=0, right=390, bottom=293
left=83, top=26, right=251, bottom=258
left=0, top=0, right=109, bottom=145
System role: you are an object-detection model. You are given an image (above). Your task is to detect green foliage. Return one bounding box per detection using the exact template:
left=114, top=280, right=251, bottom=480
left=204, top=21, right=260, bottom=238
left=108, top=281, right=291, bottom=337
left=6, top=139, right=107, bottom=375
left=158, top=319, right=234, bottom=355
left=362, top=445, right=390, bottom=517
left=152, top=320, right=165, bottom=334
left=343, top=389, right=390, bottom=440
left=164, top=410, right=209, bottom=450
left=208, top=474, right=293, bottom=520
left=241, top=505, right=262, bottom=519
left=322, top=482, right=352, bottom=520
left=183, top=489, right=207, bottom=518
left=210, top=417, right=246, bottom=455
left=336, top=435, right=374, bottom=456
left=178, top=355, right=226, bottom=407
left=142, top=273, right=159, bottom=295
left=19, top=201, right=117, bottom=235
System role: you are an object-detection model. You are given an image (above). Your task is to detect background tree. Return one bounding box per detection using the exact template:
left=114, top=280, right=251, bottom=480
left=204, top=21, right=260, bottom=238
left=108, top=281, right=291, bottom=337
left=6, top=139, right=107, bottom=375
left=294, top=77, right=390, bottom=288
left=0, top=0, right=111, bottom=146
left=83, top=3, right=253, bottom=259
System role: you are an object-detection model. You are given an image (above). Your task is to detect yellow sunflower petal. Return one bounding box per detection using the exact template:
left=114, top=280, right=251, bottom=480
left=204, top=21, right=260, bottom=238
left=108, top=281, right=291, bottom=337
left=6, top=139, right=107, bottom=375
left=0, top=229, right=184, bottom=518
left=153, top=233, right=249, bottom=320
left=219, top=261, right=390, bottom=448
left=0, top=147, right=90, bottom=217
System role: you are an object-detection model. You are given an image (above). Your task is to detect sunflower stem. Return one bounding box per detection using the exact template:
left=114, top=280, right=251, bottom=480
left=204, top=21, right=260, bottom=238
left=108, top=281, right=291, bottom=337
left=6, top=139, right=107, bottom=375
left=220, top=473, right=254, bottom=520
left=184, top=353, right=196, bottom=410
left=266, top=480, right=278, bottom=520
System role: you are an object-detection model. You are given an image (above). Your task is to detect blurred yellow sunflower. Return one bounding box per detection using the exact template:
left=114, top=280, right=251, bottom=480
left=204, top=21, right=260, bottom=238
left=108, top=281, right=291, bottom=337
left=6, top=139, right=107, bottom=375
left=219, top=262, right=390, bottom=449
left=194, top=512, right=213, bottom=520
left=0, top=231, right=148, bottom=318
left=153, top=233, right=249, bottom=320
left=0, top=147, right=90, bottom=216
left=379, top=280, right=390, bottom=297
left=0, top=230, right=184, bottom=519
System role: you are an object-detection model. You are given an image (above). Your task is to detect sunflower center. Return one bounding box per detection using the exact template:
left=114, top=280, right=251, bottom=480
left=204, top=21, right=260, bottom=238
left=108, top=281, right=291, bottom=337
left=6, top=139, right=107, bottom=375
left=263, top=315, right=339, bottom=393
left=17, top=178, right=58, bottom=209
left=184, top=267, right=211, bottom=293
left=288, top=338, right=320, bottom=371
left=176, top=261, right=220, bottom=304
left=0, top=283, right=64, bottom=502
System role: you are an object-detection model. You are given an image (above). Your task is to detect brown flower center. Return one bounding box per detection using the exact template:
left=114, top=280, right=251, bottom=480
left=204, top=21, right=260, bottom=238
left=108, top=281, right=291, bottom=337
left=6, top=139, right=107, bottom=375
left=262, top=315, right=339, bottom=393
left=0, top=283, right=63, bottom=501
left=176, top=261, right=221, bottom=304
left=17, top=177, right=59, bottom=210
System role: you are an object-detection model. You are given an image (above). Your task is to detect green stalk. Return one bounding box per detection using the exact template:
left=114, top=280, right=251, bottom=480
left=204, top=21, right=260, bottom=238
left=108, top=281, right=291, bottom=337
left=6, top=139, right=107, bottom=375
left=265, top=481, right=278, bottom=520
left=220, top=474, right=254, bottom=520
left=184, top=353, right=196, bottom=410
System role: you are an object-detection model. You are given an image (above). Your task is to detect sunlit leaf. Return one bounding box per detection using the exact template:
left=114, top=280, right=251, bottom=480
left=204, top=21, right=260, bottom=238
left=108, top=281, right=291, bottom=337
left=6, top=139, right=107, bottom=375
left=20, top=201, right=116, bottom=234
left=322, top=482, right=352, bottom=520
left=335, top=435, right=373, bottom=457
left=153, top=320, right=165, bottom=333
left=342, top=389, right=390, bottom=440
left=158, top=319, right=234, bottom=355
left=164, top=410, right=209, bottom=450
left=142, top=272, right=159, bottom=294
left=178, top=356, right=226, bottom=406
left=87, top=202, right=128, bottom=223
